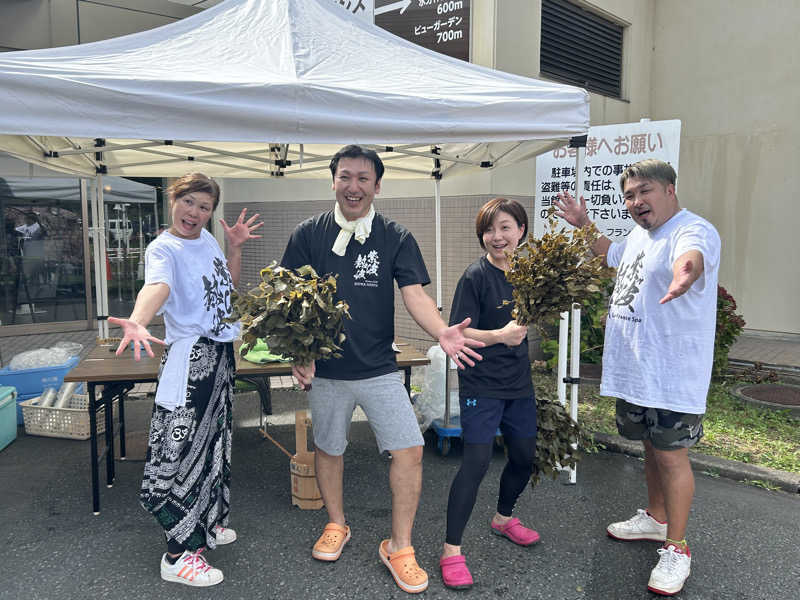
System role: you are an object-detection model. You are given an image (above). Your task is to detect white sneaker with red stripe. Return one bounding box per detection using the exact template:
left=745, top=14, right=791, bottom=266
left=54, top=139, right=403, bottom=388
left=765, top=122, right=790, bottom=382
left=160, top=549, right=224, bottom=587
left=647, top=544, right=691, bottom=595
left=214, top=524, right=237, bottom=545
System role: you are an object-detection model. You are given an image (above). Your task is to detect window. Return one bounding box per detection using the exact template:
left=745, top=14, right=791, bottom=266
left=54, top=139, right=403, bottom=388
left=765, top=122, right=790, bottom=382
left=540, top=0, right=624, bottom=98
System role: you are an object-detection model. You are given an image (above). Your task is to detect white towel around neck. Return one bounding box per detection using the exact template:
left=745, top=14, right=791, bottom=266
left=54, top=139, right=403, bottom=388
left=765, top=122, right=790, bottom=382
left=332, top=202, right=375, bottom=256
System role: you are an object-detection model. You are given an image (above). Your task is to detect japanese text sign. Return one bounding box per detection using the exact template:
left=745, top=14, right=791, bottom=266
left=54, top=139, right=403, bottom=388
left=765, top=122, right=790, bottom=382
left=534, top=120, right=682, bottom=241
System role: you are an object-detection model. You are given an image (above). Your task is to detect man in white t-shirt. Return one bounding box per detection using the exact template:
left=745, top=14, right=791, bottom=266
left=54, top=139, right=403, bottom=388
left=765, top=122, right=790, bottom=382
left=555, top=159, right=720, bottom=596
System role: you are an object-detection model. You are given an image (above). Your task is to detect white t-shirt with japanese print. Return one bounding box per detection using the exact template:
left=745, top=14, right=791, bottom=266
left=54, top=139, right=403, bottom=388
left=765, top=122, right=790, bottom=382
left=600, top=209, right=720, bottom=414
left=145, top=228, right=240, bottom=410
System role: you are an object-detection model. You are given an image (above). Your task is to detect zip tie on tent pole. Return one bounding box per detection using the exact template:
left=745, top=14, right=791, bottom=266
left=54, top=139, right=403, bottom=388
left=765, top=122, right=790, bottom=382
left=569, top=135, right=587, bottom=148
left=431, top=145, right=442, bottom=179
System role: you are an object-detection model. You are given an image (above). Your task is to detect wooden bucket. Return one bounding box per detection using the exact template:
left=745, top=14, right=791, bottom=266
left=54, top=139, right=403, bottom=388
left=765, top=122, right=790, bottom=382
left=290, top=409, right=324, bottom=510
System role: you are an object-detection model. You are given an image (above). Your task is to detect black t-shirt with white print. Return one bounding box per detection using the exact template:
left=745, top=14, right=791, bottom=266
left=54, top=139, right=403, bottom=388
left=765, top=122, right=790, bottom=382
left=281, top=210, right=430, bottom=380
left=449, top=256, right=534, bottom=399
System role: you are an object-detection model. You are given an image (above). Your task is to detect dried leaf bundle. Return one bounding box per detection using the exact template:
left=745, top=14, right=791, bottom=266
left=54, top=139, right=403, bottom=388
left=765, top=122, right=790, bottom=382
left=228, top=262, right=350, bottom=365
left=505, top=210, right=615, bottom=328
left=532, top=391, right=583, bottom=484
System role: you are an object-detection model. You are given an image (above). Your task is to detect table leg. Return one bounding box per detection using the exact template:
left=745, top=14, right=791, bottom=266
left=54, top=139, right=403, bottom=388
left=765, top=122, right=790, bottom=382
left=88, top=383, right=100, bottom=515
left=105, top=386, right=114, bottom=488
left=403, top=366, right=411, bottom=397
left=118, top=388, right=126, bottom=460
left=255, top=377, right=272, bottom=416
left=238, top=376, right=272, bottom=415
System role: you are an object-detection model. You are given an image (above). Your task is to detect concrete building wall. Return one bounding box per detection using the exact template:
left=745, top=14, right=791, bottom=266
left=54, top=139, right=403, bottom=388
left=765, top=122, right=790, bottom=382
left=649, top=0, right=800, bottom=334
left=0, top=0, right=197, bottom=50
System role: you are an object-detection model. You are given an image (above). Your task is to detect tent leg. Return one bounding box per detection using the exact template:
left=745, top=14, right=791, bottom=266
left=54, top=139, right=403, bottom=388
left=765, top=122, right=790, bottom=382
left=90, top=179, right=104, bottom=338
left=434, top=178, right=442, bottom=310
left=97, top=176, right=109, bottom=339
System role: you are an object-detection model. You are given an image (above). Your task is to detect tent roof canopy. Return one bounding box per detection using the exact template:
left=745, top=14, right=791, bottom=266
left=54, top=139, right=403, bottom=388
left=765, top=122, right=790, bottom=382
left=0, top=0, right=588, bottom=179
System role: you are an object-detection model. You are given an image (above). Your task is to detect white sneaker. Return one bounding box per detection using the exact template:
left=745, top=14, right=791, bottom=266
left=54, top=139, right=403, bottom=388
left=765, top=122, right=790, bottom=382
left=606, top=509, right=667, bottom=541
left=648, top=545, right=691, bottom=595
left=214, top=524, right=237, bottom=545
left=160, top=549, right=224, bottom=587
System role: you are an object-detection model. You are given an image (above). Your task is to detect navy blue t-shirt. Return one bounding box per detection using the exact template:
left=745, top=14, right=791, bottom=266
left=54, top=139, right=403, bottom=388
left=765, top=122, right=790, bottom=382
left=281, top=210, right=430, bottom=380
left=449, top=256, right=534, bottom=399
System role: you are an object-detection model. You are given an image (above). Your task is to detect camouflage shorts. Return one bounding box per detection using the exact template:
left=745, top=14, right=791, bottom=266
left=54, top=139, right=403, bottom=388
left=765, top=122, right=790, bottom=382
left=615, top=399, right=704, bottom=451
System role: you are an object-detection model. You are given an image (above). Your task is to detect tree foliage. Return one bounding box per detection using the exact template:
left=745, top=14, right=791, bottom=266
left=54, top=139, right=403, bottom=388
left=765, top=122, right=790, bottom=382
left=228, top=262, right=350, bottom=365
left=505, top=210, right=615, bottom=329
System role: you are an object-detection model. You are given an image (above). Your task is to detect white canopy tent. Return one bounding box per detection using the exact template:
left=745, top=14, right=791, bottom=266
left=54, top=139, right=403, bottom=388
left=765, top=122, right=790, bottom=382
left=0, top=0, right=589, bottom=335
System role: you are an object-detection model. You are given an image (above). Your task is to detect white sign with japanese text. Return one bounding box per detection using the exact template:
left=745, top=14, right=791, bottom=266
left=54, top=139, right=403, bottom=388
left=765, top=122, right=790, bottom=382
left=534, top=119, right=682, bottom=241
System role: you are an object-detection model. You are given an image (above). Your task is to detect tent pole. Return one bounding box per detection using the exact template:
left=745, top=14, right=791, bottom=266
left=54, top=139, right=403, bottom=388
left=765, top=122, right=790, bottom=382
left=434, top=178, right=442, bottom=310
left=97, top=176, right=110, bottom=339
left=90, top=179, right=103, bottom=338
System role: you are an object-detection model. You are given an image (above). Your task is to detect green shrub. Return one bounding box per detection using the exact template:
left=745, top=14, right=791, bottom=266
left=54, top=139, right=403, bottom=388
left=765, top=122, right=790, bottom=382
left=714, top=285, right=745, bottom=379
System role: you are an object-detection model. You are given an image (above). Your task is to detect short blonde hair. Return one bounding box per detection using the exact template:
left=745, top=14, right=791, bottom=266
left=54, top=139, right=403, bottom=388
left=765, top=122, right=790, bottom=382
left=619, top=159, right=676, bottom=191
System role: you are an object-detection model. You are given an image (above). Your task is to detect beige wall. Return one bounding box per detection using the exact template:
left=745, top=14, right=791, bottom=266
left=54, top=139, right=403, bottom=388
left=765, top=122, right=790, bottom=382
left=648, top=0, right=800, bottom=334
left=468, top=0, right=799, bottom=335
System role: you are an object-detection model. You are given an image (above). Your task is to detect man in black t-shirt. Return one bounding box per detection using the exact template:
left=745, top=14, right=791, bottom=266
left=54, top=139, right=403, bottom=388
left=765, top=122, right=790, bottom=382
left=281, top=145, right=483, bottom=594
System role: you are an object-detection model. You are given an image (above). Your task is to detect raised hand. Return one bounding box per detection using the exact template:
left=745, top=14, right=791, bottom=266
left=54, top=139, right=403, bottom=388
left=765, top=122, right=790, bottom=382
left=107, top=315, right=166, bottom=361
left=219, top=208, right=263, bottom=248
left=553, top=191, right=590, bottom=228
left=439, top=317, right=485, bottom=369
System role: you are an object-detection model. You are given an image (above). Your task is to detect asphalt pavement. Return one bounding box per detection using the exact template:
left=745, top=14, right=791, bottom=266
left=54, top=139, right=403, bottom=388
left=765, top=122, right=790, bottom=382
left=0, top=390, right=797, bottom=600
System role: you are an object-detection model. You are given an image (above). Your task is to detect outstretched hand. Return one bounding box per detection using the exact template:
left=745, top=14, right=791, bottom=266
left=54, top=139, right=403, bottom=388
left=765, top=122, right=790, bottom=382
left=220, top=208, right=263, bottom=248
left=553, top=191, right=590, bottom=228
left=440, top=317, right=485, bottom=369
left=108, top=316, right=166, bottom=361
left=660, top=259, right=696, bottom=304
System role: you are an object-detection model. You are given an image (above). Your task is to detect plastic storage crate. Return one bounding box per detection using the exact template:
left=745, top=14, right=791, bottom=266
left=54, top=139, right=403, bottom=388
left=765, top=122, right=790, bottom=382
left=0, top=355, right=80, bottom=397
left=19, top=394, right=115, bottom=441
left=14, top=386, right=85, bottom=425
left=0, top=386, right=17, bottom=452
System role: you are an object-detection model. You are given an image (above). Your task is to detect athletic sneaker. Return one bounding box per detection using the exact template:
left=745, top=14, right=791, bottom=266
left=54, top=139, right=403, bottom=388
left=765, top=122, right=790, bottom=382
left=214, top=525, right=237, bottom=545
left=160, top=549, right=224, bottom=587
left=606, top=509, right=667, bottom=541
left=648, top=545, right=691, bottom=595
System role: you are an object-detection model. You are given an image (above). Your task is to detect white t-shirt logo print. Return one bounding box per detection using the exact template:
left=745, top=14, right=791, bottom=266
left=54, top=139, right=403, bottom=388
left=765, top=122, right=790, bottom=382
left=354, top=250, right=380, bottom=280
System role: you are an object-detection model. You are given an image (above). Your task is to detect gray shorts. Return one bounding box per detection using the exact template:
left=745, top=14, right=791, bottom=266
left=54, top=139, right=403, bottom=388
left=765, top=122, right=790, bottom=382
left=308, top=371, right=424, bottom=455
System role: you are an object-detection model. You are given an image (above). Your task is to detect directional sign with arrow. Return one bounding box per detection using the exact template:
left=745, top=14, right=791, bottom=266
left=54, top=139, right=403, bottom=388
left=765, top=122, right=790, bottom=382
left=373, top=0, right=470, bottom=62
left=374, top=0, right=412, bottom=17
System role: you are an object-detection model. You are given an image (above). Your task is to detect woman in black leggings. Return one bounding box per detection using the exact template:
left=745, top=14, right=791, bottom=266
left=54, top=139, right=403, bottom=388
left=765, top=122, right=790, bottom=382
left=440, top=198, right=539, bottom=590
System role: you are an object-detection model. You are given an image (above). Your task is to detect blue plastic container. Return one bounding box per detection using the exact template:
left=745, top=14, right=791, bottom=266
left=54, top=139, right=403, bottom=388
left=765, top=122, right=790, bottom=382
left=0, top=356, right=82, bottom=424
left=0, top=386, right=17, bottom=452
left=0, top=355, right=79, bottom=397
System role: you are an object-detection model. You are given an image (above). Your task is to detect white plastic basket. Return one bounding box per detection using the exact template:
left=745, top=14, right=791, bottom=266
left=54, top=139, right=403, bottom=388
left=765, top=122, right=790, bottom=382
left=20, top=394, right=115, bottom=440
